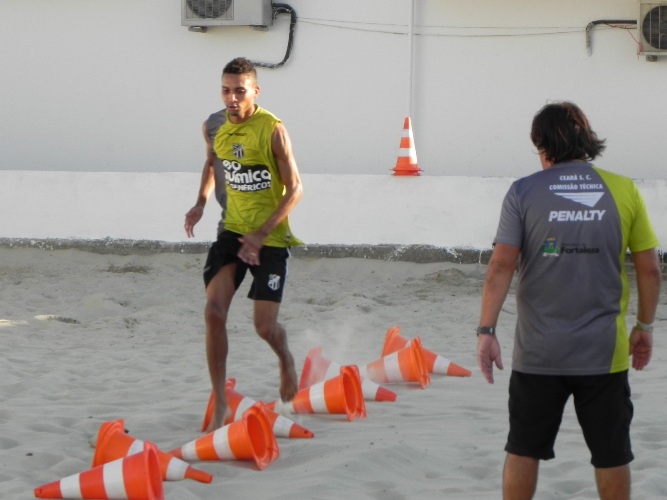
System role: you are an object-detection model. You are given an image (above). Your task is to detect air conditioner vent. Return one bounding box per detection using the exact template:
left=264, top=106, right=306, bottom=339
left=182, top=0, right=273, bottom=27
left=639, top=2, right=667, bottom=56
left=187, top=0, right=233, bottom=21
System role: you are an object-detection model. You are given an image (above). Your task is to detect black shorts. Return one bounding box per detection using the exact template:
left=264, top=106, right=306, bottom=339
left=505, top=370, right=634, bottom=468
left=203, top=230, right=290, bottom=302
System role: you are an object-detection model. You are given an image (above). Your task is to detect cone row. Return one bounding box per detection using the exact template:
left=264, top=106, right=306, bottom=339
left=34, top=325, right=470, bottom=498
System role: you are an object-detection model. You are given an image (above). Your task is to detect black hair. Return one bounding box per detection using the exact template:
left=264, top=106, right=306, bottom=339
left=530, top=101, right=606, bottom=163
left=222, top=57, right=257, bottom=79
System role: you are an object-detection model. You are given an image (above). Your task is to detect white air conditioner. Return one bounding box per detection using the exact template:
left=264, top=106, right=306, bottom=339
left=182, top=0, right=273, bottom=28
left=638, top=2, right=667, bottom=57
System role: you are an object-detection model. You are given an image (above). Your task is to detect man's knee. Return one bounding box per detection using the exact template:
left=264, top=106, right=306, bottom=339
left=205, top=300, right=227, bottom=326
left=254, top=322, right=274, bottom=341
left=255, top=320, right=285, bottom=345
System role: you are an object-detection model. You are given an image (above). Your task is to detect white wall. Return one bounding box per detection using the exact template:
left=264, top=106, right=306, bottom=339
left=1, top=171, right=665, bottom=254
left=1, top=0, right=665, bottom=179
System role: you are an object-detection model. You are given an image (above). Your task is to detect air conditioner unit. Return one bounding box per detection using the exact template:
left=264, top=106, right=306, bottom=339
left=638, top=2, right=667, bottom=58
left=182, top=0, right=273, bottom=28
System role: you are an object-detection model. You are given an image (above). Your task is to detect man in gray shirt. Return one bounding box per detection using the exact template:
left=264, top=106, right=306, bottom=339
left=476, top=101, right=660, bottom=500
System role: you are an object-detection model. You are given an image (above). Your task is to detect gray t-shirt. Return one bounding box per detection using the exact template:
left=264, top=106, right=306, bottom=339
left=206, top=109, right=228, bottom=213
left=495, top=161, right=657, bottom=375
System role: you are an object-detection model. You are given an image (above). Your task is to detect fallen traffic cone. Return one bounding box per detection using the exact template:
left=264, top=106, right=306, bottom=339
left=382, top=326, right=472, bottom=377
left=200, top=380, right=314, bottom=438
left=171, top=402, right=279, bottom=470
left=392, top=116, right=422, bottom=176
left=92, top=419, right=212, bottom=483
left=268, top=365, right=366, bottom=421
left=360, top=337, right=430, bottom=388
left=34, top=448, right=163, bottom=499
left=299, top=347, right=397, bottom=402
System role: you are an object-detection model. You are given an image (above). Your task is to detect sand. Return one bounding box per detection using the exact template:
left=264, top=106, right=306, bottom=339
left=1, top=247, right=665, bottom=499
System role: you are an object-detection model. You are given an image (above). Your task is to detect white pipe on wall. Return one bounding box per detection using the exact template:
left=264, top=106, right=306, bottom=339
left=407, top=0, right=415, bottom=117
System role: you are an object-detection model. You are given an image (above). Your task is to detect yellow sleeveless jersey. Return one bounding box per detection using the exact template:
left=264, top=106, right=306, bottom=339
left=213, top=106, right=302, bottom=247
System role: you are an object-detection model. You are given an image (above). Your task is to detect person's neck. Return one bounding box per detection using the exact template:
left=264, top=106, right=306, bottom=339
left=229, top=105, right=257, bottom=124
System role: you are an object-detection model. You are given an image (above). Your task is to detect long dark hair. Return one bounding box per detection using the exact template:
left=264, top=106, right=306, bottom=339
left=530, top=101, right=606, bottom=163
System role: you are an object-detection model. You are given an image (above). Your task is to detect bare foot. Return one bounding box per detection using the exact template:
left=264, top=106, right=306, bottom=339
left=203, top=400, right=229, bottom=434
left=279, top=353, right=298, bottom=402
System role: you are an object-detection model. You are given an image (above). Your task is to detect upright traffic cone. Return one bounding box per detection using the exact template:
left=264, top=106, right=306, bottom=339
left=360, top=336, right=430, bottom=388
left=382, top=326, right=472, bottom=377
left=200, top=380, right=314, bottom=438
left=34, top=448, right=163, bottom=499
left=92, top=419, right=212, bottom=483
left=392, top=116, right=422, bottom=176
left=300, top=347, right=397, bottom=402
left=171, top=402, right=279, bottom=470
left=268, top=365, right=366, bottom=421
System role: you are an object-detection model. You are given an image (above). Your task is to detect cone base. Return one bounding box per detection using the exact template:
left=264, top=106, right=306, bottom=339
left=392, top=168, right=421, bottom=176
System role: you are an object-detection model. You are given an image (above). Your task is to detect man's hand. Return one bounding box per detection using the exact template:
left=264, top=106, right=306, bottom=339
left=477, top=334, right=504, bottom=384
left=629, top=327, right=653, bottom=370
left=184, top=205, right=204, bottom=238
left=238, top=231, right=265, bottom=266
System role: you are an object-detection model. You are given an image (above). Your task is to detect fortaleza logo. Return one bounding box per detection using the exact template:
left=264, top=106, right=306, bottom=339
left=541, top=237, right=600, bottom=257
left=223, top=159, right=272, bottom=192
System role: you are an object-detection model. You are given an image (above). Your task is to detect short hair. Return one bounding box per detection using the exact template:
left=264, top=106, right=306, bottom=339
left=222, top=57, right=257, bottom=80
left=530, top=101, right=606, bottom=163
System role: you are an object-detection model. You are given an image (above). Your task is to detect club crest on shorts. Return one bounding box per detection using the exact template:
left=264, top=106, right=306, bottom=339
left=233, top=143, right=245, bottom=159
left=267, top=274, right=281, bottom=291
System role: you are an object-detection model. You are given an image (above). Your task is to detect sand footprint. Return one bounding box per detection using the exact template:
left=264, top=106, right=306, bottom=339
left=34, top=315, right=81, bottom=324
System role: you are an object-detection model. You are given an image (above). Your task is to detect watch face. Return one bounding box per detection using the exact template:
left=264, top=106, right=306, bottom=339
left=476, top=327, right=495, bottom=335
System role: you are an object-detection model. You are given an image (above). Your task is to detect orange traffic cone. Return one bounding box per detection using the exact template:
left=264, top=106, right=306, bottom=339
left=268, top=365, right=366, bottom=421
left=382, top=326, right=472, bottom=377
left=200, top=380, right=314, bottom=438
left=34, top=448, right=163, bottom=499
left=300, top=347, right=397, bottom=402
left=360, top=337, right=430, bottom=388
left=392, top=116, right=422, bottom=176
left=92, top=419, right=212, bottom=483
left=171, top=402, right=279, bottom=470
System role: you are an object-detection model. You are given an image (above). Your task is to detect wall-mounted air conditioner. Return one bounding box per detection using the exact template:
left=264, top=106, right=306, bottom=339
left=638, top=2, right=667, bottom=58
left=182, top=0, right=273, bottom=28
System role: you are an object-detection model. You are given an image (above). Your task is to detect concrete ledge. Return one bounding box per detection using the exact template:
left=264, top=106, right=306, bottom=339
left=292, top=244, right=492, bottom=264
left=0, top=238, right=493, bottom=263
left=3, top=238, right=667, bottom=275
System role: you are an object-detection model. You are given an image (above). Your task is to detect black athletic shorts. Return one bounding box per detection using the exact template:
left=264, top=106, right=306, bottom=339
left=203, top=230, right=290, bottom=302
left=505, top=370, right=634, bottom=468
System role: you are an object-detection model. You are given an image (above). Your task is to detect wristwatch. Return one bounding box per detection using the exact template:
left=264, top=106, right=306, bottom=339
left=476, top=326, right=496, bottom=336
left=635, top=320, right=654, bottom=333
